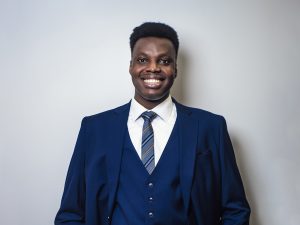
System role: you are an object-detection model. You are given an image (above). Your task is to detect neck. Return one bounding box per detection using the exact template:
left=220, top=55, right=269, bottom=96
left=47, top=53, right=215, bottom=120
left=134, top=94, right=169, bottom=110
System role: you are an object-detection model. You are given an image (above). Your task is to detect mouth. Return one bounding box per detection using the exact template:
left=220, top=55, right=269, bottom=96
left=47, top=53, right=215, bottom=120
left=142, top=78, right=163, bottom=88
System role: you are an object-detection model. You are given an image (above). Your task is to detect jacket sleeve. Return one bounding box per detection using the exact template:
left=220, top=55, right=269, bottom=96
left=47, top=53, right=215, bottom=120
left=218, top=117, right=251, bottom=225
left=54, top=118, right=88, bottom=225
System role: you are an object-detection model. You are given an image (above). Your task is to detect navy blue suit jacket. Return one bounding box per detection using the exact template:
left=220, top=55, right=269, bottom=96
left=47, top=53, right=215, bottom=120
left=55, top=100, right=250, bottom=225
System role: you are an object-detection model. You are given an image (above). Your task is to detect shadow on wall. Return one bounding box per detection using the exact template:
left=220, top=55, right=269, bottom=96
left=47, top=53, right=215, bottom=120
left=172, top=49, right=260, bottom=225
left=171, top=50, right=189, bottom=104
left=231, top=135, right=260, bottom=225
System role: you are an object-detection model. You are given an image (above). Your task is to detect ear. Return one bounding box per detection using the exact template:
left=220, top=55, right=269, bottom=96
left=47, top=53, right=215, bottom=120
left=173, top=65, right=177, bottom=79
left=129, top=60, right=133, bottom=74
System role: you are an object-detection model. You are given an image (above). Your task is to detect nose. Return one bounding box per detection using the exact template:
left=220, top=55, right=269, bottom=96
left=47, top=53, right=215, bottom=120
left=147, top=61, right=161, bottom=73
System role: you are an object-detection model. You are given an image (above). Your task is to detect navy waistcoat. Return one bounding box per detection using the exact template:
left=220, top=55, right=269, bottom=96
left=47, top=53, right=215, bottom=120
left=111, top=120, right=187, bottom=225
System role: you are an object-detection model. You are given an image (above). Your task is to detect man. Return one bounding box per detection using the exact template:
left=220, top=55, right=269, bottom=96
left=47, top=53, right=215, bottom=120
left=55, top=22, right=250, bottom=225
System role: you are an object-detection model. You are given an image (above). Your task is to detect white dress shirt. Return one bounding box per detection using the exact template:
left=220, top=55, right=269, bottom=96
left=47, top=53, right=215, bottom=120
left=127, top=95, right=177, bottom=166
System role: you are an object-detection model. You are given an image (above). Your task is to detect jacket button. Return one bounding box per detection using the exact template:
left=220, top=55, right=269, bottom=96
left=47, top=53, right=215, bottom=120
left=148, top=182, right=154, bottom=188
left=107, top=216, right=110, bottom=220
left=148, top=212, right=154, bottom=218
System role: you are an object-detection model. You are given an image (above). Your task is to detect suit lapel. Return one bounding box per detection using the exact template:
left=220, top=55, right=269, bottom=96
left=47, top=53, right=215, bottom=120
left=175, top=101, right=198, bottom=215
left=106, top=102, right=130, bottom=217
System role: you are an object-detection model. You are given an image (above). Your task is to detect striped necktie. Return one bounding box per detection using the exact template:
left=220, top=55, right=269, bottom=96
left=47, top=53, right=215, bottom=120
left=141, top=111, right=157, bottom=174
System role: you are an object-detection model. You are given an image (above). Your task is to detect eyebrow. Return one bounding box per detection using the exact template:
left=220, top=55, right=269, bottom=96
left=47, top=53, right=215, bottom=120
left=134, top=52, right=174, bottom=58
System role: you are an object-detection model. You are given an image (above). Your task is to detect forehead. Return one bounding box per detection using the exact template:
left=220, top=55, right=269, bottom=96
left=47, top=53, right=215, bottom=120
left=132, top=37, right=176, bottom=56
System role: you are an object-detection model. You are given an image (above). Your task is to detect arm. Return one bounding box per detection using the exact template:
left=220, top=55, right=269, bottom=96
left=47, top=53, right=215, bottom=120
left=54, top=118, right=88, bottom=225
left=218, top=117, right=251, bottom=225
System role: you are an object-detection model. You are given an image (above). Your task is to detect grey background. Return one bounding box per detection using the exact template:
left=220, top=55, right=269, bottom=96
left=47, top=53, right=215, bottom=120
left=0, top=0, right=299, bottom=225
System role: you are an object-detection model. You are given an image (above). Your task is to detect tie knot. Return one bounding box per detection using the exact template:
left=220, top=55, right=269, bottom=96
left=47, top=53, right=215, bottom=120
left=141, top=111, right=157, bottom=122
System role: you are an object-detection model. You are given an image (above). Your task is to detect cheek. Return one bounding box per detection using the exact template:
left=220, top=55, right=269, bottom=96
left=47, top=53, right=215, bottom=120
left=130, top=67, right=142, bottom=77
left=165, top=66, right=176, bottom=74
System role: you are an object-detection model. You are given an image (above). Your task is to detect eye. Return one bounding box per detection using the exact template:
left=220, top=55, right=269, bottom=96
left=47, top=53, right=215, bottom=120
left=137, top=57, right=148, bottom=64
left=159, top=58, right=172, bottom=65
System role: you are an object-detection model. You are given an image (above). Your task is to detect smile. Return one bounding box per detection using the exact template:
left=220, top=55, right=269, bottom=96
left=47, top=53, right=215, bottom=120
left=143, top=78, right=162, bottom=88
left=144, top=79, right=161, bottom=84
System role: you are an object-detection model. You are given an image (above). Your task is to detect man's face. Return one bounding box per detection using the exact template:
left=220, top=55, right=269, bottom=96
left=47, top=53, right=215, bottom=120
left=129, top=37, right=177, bottom=108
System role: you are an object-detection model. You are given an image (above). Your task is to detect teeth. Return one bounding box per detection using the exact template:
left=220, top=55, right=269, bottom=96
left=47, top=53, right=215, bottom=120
left=144, top=79, right=160, bottom=84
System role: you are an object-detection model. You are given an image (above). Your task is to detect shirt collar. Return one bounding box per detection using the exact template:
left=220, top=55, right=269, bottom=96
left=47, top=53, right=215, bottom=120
left=129, top=95, right=174, bottom=122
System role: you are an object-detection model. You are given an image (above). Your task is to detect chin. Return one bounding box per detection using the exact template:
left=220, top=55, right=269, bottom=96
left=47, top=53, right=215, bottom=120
left=142, top=93, right=169, bottom=102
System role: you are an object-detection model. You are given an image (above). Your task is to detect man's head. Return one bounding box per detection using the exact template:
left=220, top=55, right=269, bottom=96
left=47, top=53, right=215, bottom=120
left=130, top=22, right=179, bottom=56
left=129, top=22, right=179, bottom=109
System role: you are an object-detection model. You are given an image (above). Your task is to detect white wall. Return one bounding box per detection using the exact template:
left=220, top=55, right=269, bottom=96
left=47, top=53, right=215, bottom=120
left=1, top=1, right=299, bottom=225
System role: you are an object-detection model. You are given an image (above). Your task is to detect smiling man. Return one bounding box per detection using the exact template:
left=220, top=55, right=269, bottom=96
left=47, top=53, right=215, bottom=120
left=130, top=36, right=177, bottom=109
left=55, top=22, right=250, bottom=225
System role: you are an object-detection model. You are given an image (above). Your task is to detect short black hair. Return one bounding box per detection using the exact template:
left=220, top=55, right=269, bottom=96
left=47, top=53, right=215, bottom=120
left=130, top=22, right=179, bottom=55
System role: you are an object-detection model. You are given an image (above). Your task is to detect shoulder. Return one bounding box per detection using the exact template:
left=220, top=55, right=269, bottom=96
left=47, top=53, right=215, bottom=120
left=81, top=101, right=130, bottom=126
left=175, top=100, right=224, bottom=120
left=174, top=100, right=226, bottom=128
